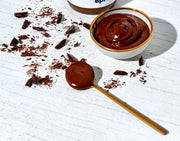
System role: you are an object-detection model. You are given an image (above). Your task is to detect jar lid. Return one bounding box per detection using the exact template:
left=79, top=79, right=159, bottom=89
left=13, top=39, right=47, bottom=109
left=68, top=0, right=116, bottom=14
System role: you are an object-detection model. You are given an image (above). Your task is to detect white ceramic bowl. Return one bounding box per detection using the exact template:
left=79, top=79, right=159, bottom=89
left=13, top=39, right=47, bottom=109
left=90, top=7, right=154, bottom=59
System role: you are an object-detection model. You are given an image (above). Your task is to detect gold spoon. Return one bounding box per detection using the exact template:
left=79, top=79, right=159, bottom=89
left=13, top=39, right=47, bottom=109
left=65, top=61, right=168, bottom=135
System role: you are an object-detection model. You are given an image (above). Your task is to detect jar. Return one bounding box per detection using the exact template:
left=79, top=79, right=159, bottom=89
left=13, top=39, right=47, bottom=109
left=67, top=0, right=117, bottom=14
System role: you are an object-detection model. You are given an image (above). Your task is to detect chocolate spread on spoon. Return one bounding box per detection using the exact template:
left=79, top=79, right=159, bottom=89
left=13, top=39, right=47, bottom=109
left=65, top=61, right=94, bottom=90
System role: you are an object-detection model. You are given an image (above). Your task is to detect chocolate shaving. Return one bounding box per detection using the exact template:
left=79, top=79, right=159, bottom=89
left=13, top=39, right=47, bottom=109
left=10, top=37, right=19, bottom=46
left=18, top=35, right=29, bottom=40
left=55, top=39, right=66, bottom=49
left=25, top=74, right=53, bottom=87
left=139, top=56, right=144, bottom=66
left=21, top=50, right=40, bottom=57
left=50, top=62, right=63, bottom=70
left=42, top=32, right=51, bottom=38
left=2, top=43, right=8, bottom=48
left=80, top=58, right=86, bottom=62
left=22, top=20, right=31, bottom=29
left=65, top=25, right=76, bottom=36
left=57, top=12, right=62, bottom=24
left=14, top=12, right=28, bottom=18
left=67, top=53, right=78, bottom=62
left=114, top=70, right=128, bottom=76
left=32, top=26, right=47, bottom=32
left=83, top=23, right=90, bottom=30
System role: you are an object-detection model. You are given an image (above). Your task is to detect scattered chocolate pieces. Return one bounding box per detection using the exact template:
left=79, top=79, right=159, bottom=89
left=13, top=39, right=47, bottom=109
left=65, top=25, right=76, bottom=36
left=22, top=20, right=31, bottom=29
left=114, top=70, right=128, bottom=76
left=25, top=74, right=53, bottom=87
left=83, top=23, right=90, bottom=30
left=55, top=39, right=67, bottom=49
left=139, top=56, right=144, bottom=66
left=104, top=78, right=125, bottom=90
left=10, top=37, right=19, bottom=46
left=32, top=26, right=47, bottom=32
left=14, top=12, right=28, bottom=18
left=21, top=50, right=40, bottom=57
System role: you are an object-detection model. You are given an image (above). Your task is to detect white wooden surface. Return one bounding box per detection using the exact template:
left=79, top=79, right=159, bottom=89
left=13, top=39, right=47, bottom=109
left=0, top=0, right=180, bottom=140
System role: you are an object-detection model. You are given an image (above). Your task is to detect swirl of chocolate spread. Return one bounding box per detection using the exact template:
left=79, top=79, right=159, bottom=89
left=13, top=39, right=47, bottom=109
left=95, top=14, right=150, bottom=50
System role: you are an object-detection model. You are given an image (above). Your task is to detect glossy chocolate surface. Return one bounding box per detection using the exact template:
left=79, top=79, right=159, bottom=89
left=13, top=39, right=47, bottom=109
left=95, top=14, right=150, bottom=50
left=65, top=62, right=94, bottom=90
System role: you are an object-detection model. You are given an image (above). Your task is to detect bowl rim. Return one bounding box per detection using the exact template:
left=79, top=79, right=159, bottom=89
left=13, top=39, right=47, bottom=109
left=90, top=7, right=154, bottom=52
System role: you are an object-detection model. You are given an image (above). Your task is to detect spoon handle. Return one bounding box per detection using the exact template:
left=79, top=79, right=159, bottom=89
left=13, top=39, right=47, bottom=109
left=93, top=84, right=168, bottom=135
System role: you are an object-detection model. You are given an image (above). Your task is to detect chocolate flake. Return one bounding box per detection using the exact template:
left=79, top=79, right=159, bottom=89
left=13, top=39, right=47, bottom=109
left=42, top=32, right=51, bottom=38
left=67, top=53, right=78, bottom=62
left=10, top=37, right=19, bottom=46
left=14, top=12, right=28, bottom=18
left=114, top=70, right=128, bottom=76
left=57, top=12, right=62, bottom=24
left=22, top=20, right=31, bottom=29
left=55, top=39, right=66, bottom=49
left=18, top=35, right=29, bottom=40
left=2, top=43, right=8, bottom=48
left=65, top=25, right=76, bottom=36
left=139, top=56, right=144, bottom=66
left=32, top=26, right=47, bottom=32
left=83, top=23, right=90, bottom=30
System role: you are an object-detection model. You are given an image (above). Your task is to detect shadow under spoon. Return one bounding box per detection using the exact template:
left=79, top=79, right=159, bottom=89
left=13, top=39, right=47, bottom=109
left=65, top=61, right=168, bottom=135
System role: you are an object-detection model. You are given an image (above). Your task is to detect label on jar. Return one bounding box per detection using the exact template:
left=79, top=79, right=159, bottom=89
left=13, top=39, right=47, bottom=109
left=68, top=0, right=116, bottom=9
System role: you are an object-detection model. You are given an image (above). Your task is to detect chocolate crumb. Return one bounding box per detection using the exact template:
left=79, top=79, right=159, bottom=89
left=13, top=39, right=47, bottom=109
left=130, top=71, right=136, bottom=78
left=74, top=42, right=79, bottom=47
left=55, top=39, right=66, bottom=49
left=83, top=23, right=90, bottom=30
left=139, top=56, right=144, bottom=66
left=114, top=70, right=128, bottom=76
left=32, top=26, right=47, bottom=32
left=10, top=37, right=19, bottom=46
left=136, top=69, right=142, bottom=75
left=22, top=20, right=31, bottom=29
left=14, top=12, right=28, bottom=18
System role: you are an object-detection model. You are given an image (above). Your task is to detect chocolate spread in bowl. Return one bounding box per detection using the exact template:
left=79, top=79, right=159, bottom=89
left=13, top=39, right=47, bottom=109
left=95, top=14, right=150, bottom=50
